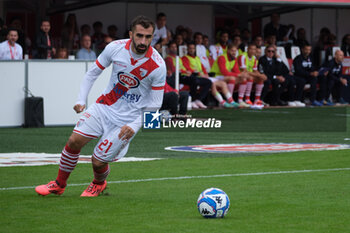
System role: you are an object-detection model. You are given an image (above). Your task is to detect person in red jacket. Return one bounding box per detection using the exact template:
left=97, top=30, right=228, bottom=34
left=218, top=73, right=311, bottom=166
left=210, top=44, right=250, bottom=107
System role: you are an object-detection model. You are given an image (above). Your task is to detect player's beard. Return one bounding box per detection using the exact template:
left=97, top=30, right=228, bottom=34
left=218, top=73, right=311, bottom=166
left=132, top=40, right=148, bottom=54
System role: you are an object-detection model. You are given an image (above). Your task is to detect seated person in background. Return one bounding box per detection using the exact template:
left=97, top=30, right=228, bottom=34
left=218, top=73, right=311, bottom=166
left=318, top=50, right=348, bottom=105
left=232, top=35, right=244, bottom=56
left=210, top=44, right=250, bottom=108
left=153, top=41, right=163, bottom=56
left=209, top=30, right=229, bottom=61
left=238, top=43, right=267, bottom=106
left=294, top=28, right=309, bottom=49
left=107, top=25, right=119, bottom=40
left=265, top=34, right=277, bottom=47
left=76, top=34, right=96, bottom=60
left=165, top=41, right=211, bottom=109
left=341, top=34, right=350, bottom=56
left=194, top=32, right=211, bottom=74
left=174, top=33, right=185, bottom=47
left=293, top=44, right=322, bottom=106
left=160, top=81, right=189, bottom=117
left=259, top=45, right=299, bottom=106
left=255, top=47, right=262, bottom=60
left=276, top=49, right=305, bottom=107
left=99, top=35, right=113, bottom=51
left=165, top=41, right=187, bottom=78
left=253, top=35, right=264, bottom=48
left=182, top=42, right=212, bottom=109
left=56, top=47, right=68, bottom=59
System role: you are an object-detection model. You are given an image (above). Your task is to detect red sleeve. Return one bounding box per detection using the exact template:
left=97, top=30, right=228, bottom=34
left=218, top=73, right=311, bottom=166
left=165, top=57, right=175, bottom=76
left=238, top=55, right=246, bottom=69
left=231, top=61, right=241, bottom=76
left=181, top=56, right=194, bottom=73
left=218, top=56, right=237, bottom=76
left=164, top=82, right=178, bottom=94
left=253, top=59, right=258, bottom=71
left=201, top=63, right=208, bottom=75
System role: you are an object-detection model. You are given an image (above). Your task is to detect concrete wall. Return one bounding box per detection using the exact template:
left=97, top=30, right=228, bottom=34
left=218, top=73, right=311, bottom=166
left=0, top=60, right=110, bottom=127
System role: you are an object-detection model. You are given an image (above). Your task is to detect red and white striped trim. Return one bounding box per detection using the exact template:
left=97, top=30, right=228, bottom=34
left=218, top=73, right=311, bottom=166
left=61, top=155, right=78, bottom=165
left=95, top=59, right=105, bottom=70
left=93, top=153, right=118, bottom=163
left=73, top=129, right=98, bottom=139
left=152, top=86, right=164, bottom=90
left=62, top=149, right=79, bottom=159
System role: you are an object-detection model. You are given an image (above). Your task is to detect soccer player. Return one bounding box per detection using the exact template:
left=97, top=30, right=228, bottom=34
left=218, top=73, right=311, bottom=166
left=210, top=44, right=250, bottom=108
left=35, top=15, right=166, bottom=197
left=238, top=43, right=267, bottom=106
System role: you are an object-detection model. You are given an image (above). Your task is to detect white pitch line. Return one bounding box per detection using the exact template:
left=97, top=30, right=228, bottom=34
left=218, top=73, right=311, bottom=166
left=1, top=167, right=350, bottom=191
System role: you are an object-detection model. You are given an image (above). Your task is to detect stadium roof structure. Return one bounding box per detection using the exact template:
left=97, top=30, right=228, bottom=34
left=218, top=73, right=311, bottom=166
left=43, top=0, right=350, bottom=15
left=3, top=0, right=350, bottom=16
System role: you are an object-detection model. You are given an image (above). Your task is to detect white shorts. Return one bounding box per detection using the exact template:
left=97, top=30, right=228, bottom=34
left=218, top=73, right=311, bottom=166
left=73, top=104, right=135, bottom=163
left=209, top=77, right=220, bottom=83
left=213, top=75, right=225, bottom=81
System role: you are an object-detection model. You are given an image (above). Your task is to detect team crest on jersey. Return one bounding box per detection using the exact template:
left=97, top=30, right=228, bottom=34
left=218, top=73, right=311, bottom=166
left=118, top=72, right=140, bottom=88
left=139, top=68, right=148, bottom=77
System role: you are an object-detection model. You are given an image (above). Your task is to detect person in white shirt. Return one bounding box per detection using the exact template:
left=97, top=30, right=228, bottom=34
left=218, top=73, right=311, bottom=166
left=194, top=32, right=211, bottom=73
left=151, top=12, right=168, bottom=46
left=209, top=30, right=229, bottom=61
left=0, top=29, right=23, bottom=60
left=76, top=34, right=96, bottom=60
left=35, top=15, right=166, bottom=197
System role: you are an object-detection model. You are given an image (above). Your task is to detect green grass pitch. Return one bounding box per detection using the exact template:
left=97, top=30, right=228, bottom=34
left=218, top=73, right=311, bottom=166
left=0, top=107, right=349, bottom=233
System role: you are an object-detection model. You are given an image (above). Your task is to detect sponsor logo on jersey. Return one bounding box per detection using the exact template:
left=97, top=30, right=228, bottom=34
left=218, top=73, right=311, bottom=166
left=113, top=84, right=142, bottom=103
left=118, top=72, right=140, bottom=88
left=165, top=143, right=350, bottom=153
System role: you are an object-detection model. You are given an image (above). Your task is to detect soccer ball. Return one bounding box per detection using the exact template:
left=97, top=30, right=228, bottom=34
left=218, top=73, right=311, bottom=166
left=197, top=187, right=230, bottom=218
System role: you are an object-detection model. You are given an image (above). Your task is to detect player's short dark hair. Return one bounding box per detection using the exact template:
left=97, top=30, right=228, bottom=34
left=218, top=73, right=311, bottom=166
left=248, top=43, right=256, bottom=49
left=227, top=43, right=237, bottom=50
left=187, top=41, right=196, bottom=47
left=301, top=43, right=311, bottom=49
left=130, top=15, right=155, bottom=33
left=193, top=32, right=203, bottom=39
left=168, top=40, right=177, bottom=46
left=220, top=30, right=229, bottom=37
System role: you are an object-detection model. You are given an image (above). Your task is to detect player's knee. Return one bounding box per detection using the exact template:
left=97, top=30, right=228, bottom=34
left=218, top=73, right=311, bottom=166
left=67, top=134, right=85, bottom=150
left=92, top=156, right=108, bottom=169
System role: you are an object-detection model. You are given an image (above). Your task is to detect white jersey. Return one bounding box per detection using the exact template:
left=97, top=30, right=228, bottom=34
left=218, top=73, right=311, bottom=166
left=209, top=44, right=223, bottom=61
left=0, top=40, right=23, bottom=60
left=196, top=44, right=210, bottom=73
left=76, top=39, right=166, bottom=130
left=151, top=25, right=167, bottom=46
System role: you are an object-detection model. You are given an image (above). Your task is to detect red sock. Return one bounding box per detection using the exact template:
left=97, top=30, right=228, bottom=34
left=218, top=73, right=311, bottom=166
left=93, top=164, right=110, bottom=185
left=56, top=144, right=80, bottom=188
